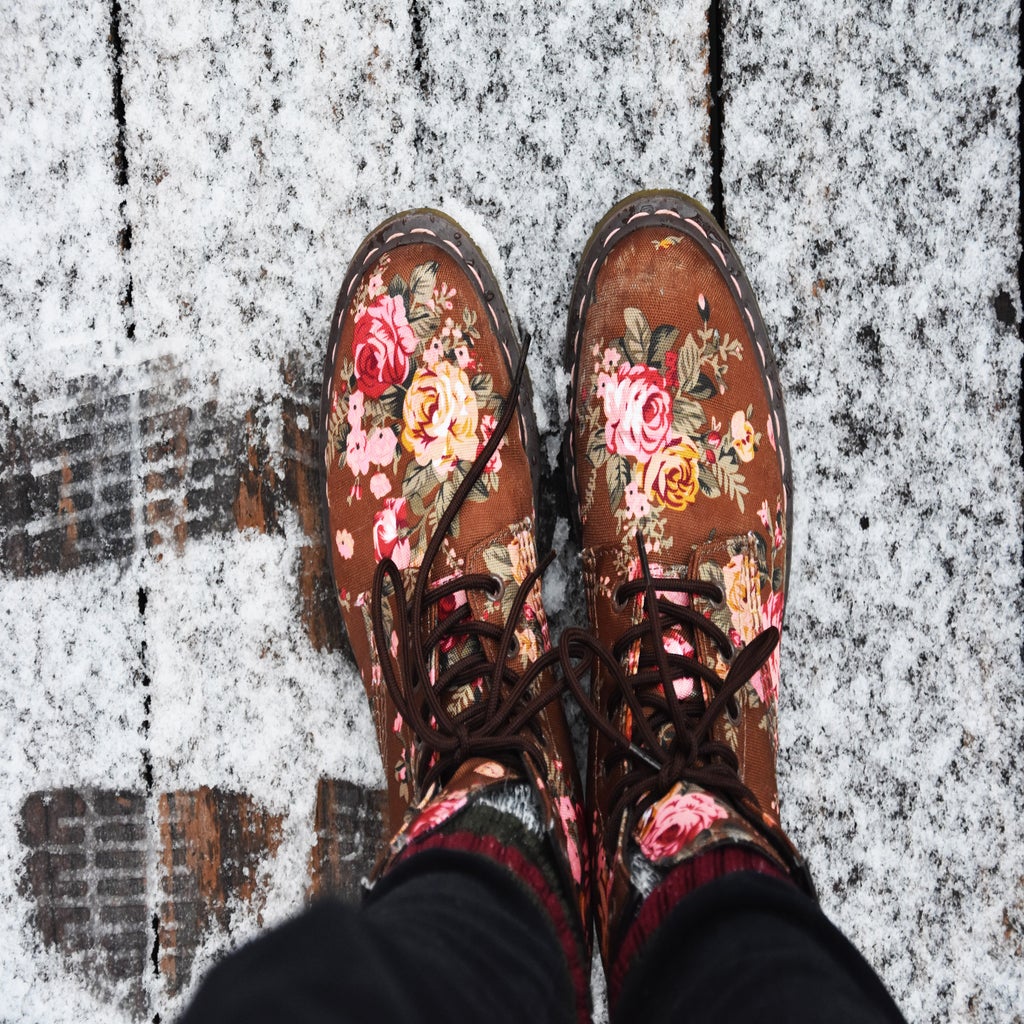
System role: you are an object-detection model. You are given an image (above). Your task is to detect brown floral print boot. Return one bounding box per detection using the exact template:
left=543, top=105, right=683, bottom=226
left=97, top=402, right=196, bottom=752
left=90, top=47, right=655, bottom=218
left=561, top=191, right=815, bottom=995
left=320, top=210, right=589, bottom=1018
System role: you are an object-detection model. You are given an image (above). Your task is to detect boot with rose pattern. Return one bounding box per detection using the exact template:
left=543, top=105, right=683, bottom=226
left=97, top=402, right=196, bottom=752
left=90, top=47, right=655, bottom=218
left=321, top=210, right=589, bottom=1018
left=562, top=191, right=815, bottom=996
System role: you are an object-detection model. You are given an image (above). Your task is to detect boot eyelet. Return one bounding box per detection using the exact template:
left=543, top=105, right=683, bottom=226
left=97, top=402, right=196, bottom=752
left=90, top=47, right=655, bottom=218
left=610, top=584, right=628, bottom=613
left=726, top=696, right=741, bottom=723
left=508, top=634, right=521, bottom=656
left=720, top=640, right=735, bottom=664
left=488, top=575, right=505, bottom=602
left=709, top=586, right=726, bottom=609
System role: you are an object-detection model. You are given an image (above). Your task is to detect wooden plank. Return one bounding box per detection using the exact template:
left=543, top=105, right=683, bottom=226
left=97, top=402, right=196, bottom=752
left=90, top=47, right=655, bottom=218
left=18, top=789, right=150, bottom=1019
left=157, top=788, right=284, bottom=997
left=17, top=783, right=385, bottom=1016
left=308, top=779, right=387, bottom=904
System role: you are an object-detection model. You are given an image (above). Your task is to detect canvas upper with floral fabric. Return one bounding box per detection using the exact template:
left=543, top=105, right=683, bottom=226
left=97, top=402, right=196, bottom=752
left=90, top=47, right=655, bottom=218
left=568, top=221, right=800, bottom=964
left=322, top=239, right=587, bottom=927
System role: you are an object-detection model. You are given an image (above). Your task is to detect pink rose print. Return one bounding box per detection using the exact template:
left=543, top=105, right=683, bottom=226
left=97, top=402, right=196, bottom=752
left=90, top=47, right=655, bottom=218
left=347, top=389, right=364, bottom=429
left=477, top=413, right=507, bottom=473
left=454, top=343, right=474, bottom=370
left=436, top=583, right=468, bottom=654
left=556, top=796, right=584, bottom=884
left=373, top=497, right=411, bottom=568
left=756, top=590, right=784, bottom=704
left=334, top=528, right=354, bottom=559
left=405, top=791, right=469, bottom=843
left=637, top=790, right=729, bottom=862
left=664, top=350, right=679, bottom=389
left=602, top=364, right=673, bottom=463
left=366, top=426, right=398, bottom=467
left=345, top=425, right=371, bottom=477
left=370, top=472, right=391, bottom=498
left=663, top=630, right=696, bottom=698
left=353, top=294, right=417, bottom=398
left=624, top=478, right=651, bottom=519
left=422, top=336, right=444, bottom=368
left=366, top=269, right=385, bottom=298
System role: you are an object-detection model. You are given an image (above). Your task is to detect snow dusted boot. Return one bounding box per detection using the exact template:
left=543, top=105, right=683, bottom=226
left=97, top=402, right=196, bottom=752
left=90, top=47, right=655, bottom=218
left=319, top=210, right=589, bottom=1017
left=561, top=191, right=815, bottom=998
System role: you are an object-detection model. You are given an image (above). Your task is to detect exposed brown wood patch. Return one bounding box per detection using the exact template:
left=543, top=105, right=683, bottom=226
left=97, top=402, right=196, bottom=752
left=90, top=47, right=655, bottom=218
left=233, top=407, right=281, bottom=535
left=0, top=385, right=135, bottom=576
left=308, top=778, right=387, bottom=903
left=142, top=394, right=191, bottom=555
left=18, top=785, right=348, bottom=1015
left=281, top=388, right=347, bottom=653
left=2, top=358, right=366, bottom=661
left=0, top=363, right=242, bottom=577
left=18, top=788, right=150, bottom=1018
left=281, top=391, right=320, bottom=541
left=157, top=787, right=284, bottom=996
left=57, top=456, right=80, bottom=568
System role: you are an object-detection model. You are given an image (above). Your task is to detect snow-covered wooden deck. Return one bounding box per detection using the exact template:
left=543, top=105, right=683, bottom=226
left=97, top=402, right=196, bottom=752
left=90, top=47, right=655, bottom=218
left=1, top=2, right=1021, bottom=1020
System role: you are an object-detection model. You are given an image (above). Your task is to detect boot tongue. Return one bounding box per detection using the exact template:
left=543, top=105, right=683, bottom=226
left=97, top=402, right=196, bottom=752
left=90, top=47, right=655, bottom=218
left=583, top=533, right=767, bottom=754
left=413, top=518, right=548, bottom=728
left=447, top=755, right=520, bottom=791
left=597, top=531, right=766, bottom=680
left=625, top=551, right=699, bottom=699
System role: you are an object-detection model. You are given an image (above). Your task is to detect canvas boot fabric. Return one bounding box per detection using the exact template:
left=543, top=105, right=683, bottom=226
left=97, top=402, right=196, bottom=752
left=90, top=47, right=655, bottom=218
left=562, top=191, right=816, bottom=985
left=320, top=211, right=589, bottom=1017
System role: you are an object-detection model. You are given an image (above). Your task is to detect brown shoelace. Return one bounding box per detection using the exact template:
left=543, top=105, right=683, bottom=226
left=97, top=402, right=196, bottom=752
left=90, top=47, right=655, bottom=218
left=371, top=337, right=566, bottom=794
left=558, top=534, right=813, bottom=890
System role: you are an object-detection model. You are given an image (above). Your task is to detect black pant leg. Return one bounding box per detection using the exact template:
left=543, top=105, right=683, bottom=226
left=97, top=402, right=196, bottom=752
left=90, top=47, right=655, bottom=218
left=613, top=871, right=907, bottom=1024
left=180, top=850, right=574, bottom=1024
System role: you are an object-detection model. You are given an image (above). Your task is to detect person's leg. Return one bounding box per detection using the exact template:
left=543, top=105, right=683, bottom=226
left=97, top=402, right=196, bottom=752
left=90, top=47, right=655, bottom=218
left=181, top=850, right=574, bottom=1024
left=612, top=866, right=906, bottom=1024
left=562, top=190, right=908, bottom=1023
left=182, top=210, right=591, bottom=1021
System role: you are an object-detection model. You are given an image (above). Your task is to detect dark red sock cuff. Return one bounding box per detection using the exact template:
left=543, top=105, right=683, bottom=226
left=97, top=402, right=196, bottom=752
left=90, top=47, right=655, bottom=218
left=609, top=845, right=793, bottom=1006
left=392, top=831, right=591, bottom=1024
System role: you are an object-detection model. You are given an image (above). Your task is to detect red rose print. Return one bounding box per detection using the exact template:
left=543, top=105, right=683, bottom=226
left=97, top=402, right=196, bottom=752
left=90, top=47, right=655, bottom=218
left=353, top=294, right=418, bottom=398
left=664, top=350, right=679, bottom=389
left=636, top=790, right=729, bottom=862
left=405, top=792, right=469, bottom=843
left=372, top=497, right=411, bottom=568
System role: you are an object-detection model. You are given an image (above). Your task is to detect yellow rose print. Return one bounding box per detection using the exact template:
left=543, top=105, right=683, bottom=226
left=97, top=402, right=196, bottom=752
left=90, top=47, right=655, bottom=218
left=641, top=439, right=702, bottom=511
left=730, top=410, right=757, bottom=463
left=402, top=361, right=480, bottom=474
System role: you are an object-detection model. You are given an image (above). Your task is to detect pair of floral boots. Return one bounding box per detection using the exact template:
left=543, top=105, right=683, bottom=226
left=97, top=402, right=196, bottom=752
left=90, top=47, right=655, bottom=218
left=320, top=191, right=815, bottom=1020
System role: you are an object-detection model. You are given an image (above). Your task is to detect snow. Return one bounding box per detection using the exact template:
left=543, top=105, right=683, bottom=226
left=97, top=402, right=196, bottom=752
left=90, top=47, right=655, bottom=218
left=724, top=4, right=1022, bottom=1020
left=1, top=0, right=1021, bottom=1020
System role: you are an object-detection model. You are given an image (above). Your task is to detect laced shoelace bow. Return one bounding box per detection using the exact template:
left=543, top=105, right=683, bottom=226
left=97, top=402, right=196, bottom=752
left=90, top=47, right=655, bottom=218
left=558, top=534, right=813, bottom=891
left=371, top=336, right=566, bottom=795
